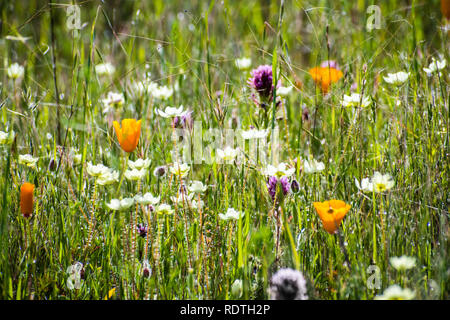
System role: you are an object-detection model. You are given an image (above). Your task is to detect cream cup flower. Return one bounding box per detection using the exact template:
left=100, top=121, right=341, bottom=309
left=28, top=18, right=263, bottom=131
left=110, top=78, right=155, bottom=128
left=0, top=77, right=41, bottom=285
left=156, top=105, right=187, bottom=118
left=371, top=172, right=395, bottom=192
left=303, top=158, right=325, bottom=174
left=124, top=168, right=147, bottom=181
left=263, top=162, right=295, bottom=178
left=128, top=158, right=151, bottom=170
left=375, top=285, right=415, bottom=300
left=95, top=62, right=115, bottom=76
left=170, top=162, right=190, bottom=178
left=340, top=93, right=371, bottom=107
left=235, top=57, right=252, bottom=70
left=390, top=256, right=416, bottom=271
left=219, top=208, right=244, bottom=221
left=156, top=203, right=174, bottom=215
left=96, top=170, right=119, bottom=186
left=216, top=146, right=239, bottom=162
left=383, top=71, right=409, bottom=84
left=241, top=128, right=268, bottom=139
left=7, top=63, right=24, bottom=79
left=102, top=92, right=124, bottom=114
left=86, top=162, right=110, bottom=177
left=277, top=86, right=294, bottom=97
left=151, top=85, right=173, bottom=100
left=18, top=154, right=39, bottom=168
left=0, top=130, right=15, bottom=145
left=423, top=58, right=446, bottom=75
left=191, top=199, right=205, bottom=210
left=134, top=193, right=160, bottom=205
left=106, top=198, right=134, bottom=211
left=188, top=181, right=207, bottom=194
left=355, top=177, right=373, bottom=193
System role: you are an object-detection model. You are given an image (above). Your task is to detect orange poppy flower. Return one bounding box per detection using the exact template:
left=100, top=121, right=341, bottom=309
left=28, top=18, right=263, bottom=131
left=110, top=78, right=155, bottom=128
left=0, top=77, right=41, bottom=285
left=113, top=119, right=141, bottom=153
left=309, top=67, right=343, bottom=93
left=313, top=200, right=351, bottom=234
left=20, top=182, right=35, bottom=218
left=442, top=0, right=450, bottom=20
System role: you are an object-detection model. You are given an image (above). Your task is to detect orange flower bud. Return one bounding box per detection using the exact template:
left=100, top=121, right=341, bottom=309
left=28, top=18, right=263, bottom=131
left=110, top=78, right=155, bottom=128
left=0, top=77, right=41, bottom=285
left=442, top=0, right=450, bottom=20
left=20, top=182, right=35, bottom=218
left=309, top=67, right=343, bottom=93
left=113, top=119, right=141, bottom=153
left=313, top=200, right=351, bottom=234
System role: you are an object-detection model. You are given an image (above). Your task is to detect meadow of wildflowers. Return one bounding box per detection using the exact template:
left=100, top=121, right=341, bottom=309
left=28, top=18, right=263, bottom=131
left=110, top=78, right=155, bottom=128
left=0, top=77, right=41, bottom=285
left=0, top=0, right=448, bottom=301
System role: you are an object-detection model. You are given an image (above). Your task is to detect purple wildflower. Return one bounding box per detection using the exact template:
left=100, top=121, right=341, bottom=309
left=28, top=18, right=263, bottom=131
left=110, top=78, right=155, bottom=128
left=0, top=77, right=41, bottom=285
left=137, top=223, right=148, bottom=238
left=172, top=110, right=193, bottom=130
left=267, top=176, right=290, bottom=202
left=248, top=65, right=274, bottom=99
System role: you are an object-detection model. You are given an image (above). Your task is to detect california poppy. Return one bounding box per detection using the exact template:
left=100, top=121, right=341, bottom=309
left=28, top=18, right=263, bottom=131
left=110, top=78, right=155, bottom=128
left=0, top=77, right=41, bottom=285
left=442, top=0, right=450, bottom=20
left=309, top=66, right=343, bottom=93
left=113, top=119, right=141, bottom=153
left=313, top=200, right=351, bottom=234
left=20, top=182, right=35, bottom=218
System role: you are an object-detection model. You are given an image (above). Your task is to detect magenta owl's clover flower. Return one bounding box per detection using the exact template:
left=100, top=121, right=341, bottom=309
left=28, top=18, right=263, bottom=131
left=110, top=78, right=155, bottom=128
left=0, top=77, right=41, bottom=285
left=248, top=65, right=274, bottom=98
left=137, top=223, right=148, bottom=238
left=267, top=176, right=291, bottom=203
left=172, top=110, right=193, bottom=130
left=320, top=60, right=340, bottom=70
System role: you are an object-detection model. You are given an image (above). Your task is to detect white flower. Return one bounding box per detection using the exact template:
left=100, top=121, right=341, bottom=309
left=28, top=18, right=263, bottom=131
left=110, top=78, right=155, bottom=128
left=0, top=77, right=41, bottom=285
left=355, top=177, right=373, bottom=193
left=96, top=170, right=119, bottom=186
left=371, top=172, right=395, bottom=192
left=128, top=158, right=151, bottom=170
left=156, top=203, right=174, bottom=215
left=356, top=172, right=394, bottom=193
left=375, top=285, right=415, bottom=300
left=0, top=130, right=15, bottom=145
left=277, top=86, right=293, bottom=97
left=151, top=84, right=173, bottom=100
left=106, top=198, right=134, bottom=211
left=73, top=153, right=82, bottom=165
left=231, top=279, right=243, bottom=297
left=125, top=168, right=147, bottom=181
left=383, top=71, right=409, bottom=85
left=235, top=57, right=252, bottom=70
left=102, top=92, right=124, bottom=113
left=18, top=154, right=38, bottom=168
left=188, top=180, right=207, bottom=194
left=423, top=58, right=446, bottom=75
left=341, top=93, right=371, bottom=107
left=135, top=192, right=160, bottom=205
left=156, top=105, right=187, bottom=118
left=263, top=163, right=295, bottom=178
left=171, top=192, right=194, bottom=204
left=86, top=162, right=110, bottom=177
left=219, top=208, right=244, bottom=221
left=95, top=62, right=115, bottom=76
left=170, top=162, right=190, bottom=178
left=191, top=199, right=204, bottom=210
left=241, top=128, right=268, bottom=139
left=66, top=262, right=83, bottom=290
left=302, top=158, right=325, bottom=174
left=390, top=256, right=416, bottom=271
left=7, top=63, right=24, bottom=79
left=216, top=146, right=239, bottom=162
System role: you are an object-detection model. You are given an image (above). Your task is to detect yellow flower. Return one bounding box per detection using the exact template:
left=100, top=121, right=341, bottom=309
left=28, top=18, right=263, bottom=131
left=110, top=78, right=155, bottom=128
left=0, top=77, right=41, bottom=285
left=113, top=119, right=141, bottom=153
left=309, top=67, right=343, bottom=93
left=313, top=200, right=351, bottom=234
left=104, top=287, right=116, bottom=300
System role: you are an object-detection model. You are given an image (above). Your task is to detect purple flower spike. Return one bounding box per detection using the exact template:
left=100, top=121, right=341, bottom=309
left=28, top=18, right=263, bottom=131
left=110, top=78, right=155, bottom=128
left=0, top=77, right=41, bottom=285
left=137, top=223, right=148, bottom=238
left=267, top=176, right=278, bottom=200
left=279, top=176, right=291, bottom=195
left=248, top=65, right=274, bottom=98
